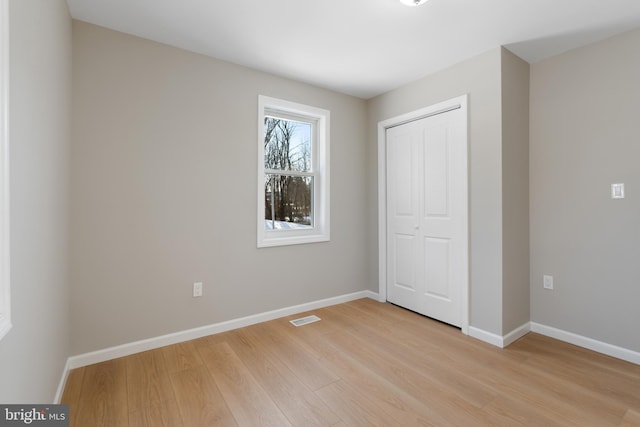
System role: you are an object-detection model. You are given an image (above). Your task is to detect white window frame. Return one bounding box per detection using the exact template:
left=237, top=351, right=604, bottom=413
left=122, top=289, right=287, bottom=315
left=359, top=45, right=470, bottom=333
left=0, top=0, right=11, bottom=341
left=257, top=95, right=330, bottom=248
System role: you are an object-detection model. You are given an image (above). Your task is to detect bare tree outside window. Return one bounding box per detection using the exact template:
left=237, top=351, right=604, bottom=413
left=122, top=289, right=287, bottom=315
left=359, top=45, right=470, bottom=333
left=264, top=116, right=313, bottom=230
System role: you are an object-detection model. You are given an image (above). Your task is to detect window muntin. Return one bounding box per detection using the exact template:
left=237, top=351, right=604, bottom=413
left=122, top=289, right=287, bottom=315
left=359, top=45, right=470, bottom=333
left=257, top=96, right=329, bottom=247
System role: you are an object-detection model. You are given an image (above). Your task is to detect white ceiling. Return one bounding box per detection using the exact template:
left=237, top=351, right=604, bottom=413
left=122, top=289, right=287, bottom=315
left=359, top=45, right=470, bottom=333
left=66, top=0, right=640, bottom=99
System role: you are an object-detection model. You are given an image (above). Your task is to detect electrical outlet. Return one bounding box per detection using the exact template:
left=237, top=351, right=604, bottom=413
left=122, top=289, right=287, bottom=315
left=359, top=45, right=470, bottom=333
left=611, top=183, right=625, bottom=199
left=193, top=282, right=203, bottom=297
left=543, top=275, right=554, bottom=290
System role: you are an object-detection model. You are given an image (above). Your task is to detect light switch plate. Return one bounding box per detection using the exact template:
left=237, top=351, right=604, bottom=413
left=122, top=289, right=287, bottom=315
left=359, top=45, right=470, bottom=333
left=611, top=183, right=625, bottom=199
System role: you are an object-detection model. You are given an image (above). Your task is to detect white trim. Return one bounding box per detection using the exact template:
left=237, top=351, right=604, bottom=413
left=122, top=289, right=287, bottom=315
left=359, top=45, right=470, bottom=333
left=469, top=323, right=530, bottom=348
left=470, top=321, right=640, bottom=365
left=54, top=359, right=72, bottom=404
left=64, top=290, right=378, bottom=370
left=257, top=95, right=330, bottom=248
left=469, top=322, right=531, bottom=348
left=0, top=0, right=10, bottom=341
left=377, top=95, right=469, bottom=334
left=531, top=322, right=640, bottom=365
left=377, top=119, right=387, bottom=303
left=503, top=322, right=532, bottom=347
left=468, top=326, right=505, bottom=348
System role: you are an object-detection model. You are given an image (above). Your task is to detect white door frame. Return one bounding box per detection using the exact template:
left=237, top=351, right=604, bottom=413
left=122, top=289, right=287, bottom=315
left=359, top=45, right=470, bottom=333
left=377, top=95, right=469, bottom=335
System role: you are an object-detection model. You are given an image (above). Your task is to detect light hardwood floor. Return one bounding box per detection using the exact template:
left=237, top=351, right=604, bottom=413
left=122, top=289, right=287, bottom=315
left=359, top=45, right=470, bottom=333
left=61, top=298, right=640, bottom=426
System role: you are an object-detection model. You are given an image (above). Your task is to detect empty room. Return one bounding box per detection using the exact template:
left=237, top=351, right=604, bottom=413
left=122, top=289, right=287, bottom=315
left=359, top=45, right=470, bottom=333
left=1, top=0, right=639, bottom=425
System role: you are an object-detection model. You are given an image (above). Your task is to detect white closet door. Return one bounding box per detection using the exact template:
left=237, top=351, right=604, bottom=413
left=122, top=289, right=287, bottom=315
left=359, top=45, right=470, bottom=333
left=386, top=107, right=467, bottom=327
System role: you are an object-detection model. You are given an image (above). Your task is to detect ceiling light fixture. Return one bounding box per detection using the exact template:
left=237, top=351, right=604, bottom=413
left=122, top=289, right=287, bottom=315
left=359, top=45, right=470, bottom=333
left=399, top=0, right=429, bottom=6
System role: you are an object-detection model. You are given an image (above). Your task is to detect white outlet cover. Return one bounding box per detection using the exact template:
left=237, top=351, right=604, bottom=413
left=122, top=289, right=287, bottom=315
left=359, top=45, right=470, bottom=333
left=611, top=183, right=625, bottom=199
left=193, top=282, right=203, bottom=297
left=543, top=275, right=554, bottom=290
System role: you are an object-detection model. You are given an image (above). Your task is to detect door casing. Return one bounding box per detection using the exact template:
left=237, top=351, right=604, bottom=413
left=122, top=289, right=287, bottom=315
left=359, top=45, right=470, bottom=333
left=377, top=95, right=469, bottom=335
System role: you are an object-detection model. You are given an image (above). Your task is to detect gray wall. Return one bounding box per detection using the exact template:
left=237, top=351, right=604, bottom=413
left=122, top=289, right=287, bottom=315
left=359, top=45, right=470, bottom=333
left=70, top=22, right=369, bottom=355
left=367, top=48, right=506, bottom=335
left=501, top=48, right=530, bottom=334
left=0, top=0, right=71, bottom=402
left=530, top=28, right=640, bottom=352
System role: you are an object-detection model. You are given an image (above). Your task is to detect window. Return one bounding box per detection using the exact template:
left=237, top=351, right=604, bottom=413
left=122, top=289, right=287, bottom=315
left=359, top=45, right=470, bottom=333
left=0, top=0, right=10, bottom=341
left=257, top=96, right=330, bottom=247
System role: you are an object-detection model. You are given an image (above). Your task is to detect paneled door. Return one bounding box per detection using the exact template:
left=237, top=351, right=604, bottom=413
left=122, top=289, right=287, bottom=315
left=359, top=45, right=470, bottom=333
left=386, top=105, right=467, bottom=327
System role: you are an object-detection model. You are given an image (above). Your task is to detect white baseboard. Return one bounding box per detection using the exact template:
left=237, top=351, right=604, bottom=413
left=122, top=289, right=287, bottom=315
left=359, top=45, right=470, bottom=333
left=56, top=290, right=378, bottom=400
left=470, top=321, right=640, bottom=365
left=503, top=322, right=532, bottom=347
left=530, top=322, right=640, bottom=365
left=54, top=358, right=72, bottom=403
left=468, top=326, right=504, bottom=347
left=468, top=322, right=531, bottom=348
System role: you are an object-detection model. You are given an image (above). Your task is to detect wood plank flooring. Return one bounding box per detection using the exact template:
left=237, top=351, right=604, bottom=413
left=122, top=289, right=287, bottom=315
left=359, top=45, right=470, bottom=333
left=61, top=298, right=640, bottom=426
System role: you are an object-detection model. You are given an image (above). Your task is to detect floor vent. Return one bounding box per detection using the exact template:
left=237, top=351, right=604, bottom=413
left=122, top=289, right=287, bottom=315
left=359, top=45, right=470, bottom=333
left=289, top=315, right=321, bottom=327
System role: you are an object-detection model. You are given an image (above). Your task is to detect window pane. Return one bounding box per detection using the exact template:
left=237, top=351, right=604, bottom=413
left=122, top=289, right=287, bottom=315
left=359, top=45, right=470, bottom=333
left=264, top=174, right=313, bottom=230
left=264, top=117, right=311, bottom=172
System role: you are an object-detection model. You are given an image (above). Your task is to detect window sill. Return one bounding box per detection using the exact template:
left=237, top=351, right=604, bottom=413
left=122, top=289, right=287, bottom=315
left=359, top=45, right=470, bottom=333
left=258, top=232, right=330, bottom=248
